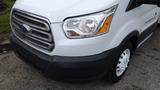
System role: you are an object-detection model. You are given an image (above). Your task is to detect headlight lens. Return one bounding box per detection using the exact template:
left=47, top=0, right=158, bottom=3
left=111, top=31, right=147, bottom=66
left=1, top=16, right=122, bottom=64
left=63, top=5, right=117, bottom=39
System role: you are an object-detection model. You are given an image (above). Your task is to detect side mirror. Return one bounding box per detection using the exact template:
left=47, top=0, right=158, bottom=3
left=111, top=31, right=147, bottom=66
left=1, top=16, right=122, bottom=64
left=137, top=0, right=159, bottom=5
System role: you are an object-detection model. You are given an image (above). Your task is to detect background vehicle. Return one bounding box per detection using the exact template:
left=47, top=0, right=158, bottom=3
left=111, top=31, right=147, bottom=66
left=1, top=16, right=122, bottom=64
left=10, top=0, right=160, bottom=82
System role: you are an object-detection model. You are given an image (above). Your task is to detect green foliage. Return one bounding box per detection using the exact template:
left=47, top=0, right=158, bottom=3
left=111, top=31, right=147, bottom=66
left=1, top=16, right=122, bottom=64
left=0, top=0, right=15, bottom=33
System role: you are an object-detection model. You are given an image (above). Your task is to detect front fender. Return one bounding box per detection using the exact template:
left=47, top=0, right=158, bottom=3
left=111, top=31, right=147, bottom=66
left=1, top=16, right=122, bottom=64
left=109, top=20, right=140, bottom=49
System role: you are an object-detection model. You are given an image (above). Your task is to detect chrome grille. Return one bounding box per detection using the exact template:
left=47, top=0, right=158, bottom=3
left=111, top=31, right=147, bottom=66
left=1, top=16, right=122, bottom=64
left=11, top=9, right=54, bottom=51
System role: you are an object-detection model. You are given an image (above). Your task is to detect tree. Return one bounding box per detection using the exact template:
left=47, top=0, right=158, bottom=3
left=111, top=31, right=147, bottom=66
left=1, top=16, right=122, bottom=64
left=0, top=0, right=4, bottom=12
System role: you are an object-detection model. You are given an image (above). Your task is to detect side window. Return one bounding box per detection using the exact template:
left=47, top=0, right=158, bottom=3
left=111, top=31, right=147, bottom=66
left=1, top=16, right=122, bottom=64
left=126, top=0, right=143, bottom=11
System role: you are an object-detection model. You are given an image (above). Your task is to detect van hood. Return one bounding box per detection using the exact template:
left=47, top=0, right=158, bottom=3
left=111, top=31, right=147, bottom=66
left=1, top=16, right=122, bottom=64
left=13, top=0, right=117, bottom=22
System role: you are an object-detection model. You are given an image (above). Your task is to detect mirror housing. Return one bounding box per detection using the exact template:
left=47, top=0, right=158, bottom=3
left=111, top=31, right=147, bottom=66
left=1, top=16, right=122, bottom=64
left=137, top=0, right=159, bottom=5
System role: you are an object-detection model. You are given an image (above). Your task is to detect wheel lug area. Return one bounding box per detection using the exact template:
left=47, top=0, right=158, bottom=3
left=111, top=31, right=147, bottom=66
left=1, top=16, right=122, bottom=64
left=118, top=61, right=121, bottom=64
left=116, top=49, right=131, bottom=77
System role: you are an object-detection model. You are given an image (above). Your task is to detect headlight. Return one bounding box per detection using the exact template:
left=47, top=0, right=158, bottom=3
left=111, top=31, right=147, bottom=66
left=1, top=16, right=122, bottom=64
left=63, top=5, right=117, bottom=39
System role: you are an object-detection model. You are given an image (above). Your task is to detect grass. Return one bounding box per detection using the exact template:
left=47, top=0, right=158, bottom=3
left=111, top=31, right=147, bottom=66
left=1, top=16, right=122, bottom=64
left=0, top=0, right=15, bottom=34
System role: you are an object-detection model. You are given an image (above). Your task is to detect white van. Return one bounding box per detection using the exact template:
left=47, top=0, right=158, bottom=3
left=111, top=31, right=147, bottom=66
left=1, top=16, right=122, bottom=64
left=10, top=0, right=160, bottom=82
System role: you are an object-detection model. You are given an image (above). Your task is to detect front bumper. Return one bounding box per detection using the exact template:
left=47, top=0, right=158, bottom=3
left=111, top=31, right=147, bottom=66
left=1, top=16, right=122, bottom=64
left=10, top=33, right=119, bottom=81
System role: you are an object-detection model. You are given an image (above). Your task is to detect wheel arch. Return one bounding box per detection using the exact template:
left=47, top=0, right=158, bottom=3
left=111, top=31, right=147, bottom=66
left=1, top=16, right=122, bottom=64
left=119, top=31, right=140, bottom=51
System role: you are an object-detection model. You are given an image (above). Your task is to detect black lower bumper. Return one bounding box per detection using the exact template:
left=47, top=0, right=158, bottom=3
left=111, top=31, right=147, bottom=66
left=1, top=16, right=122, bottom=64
left=10, top=33, right=119, bottom=81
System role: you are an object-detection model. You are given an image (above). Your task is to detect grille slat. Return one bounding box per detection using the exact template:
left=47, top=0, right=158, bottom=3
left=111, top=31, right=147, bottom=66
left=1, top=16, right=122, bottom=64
left=14, top=29, right=54, bottom=50
left=12, top=15, right=47, bottom=31
left=12, top=22, right=20, bottom=30
left=12, top=19, right=52, bottom=42
left=31, top=28, right=52, bottom=42
left=14, top=12, right=50, bottom=31
left=11, top=9, right=54, bottom=51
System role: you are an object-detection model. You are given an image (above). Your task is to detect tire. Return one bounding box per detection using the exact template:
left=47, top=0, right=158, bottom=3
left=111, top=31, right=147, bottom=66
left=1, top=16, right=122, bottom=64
left=108, top=41, right=133, bottom=83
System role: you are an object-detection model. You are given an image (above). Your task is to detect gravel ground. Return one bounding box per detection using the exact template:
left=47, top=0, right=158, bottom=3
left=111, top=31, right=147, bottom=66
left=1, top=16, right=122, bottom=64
left=0, top=28, right=160, bottom=90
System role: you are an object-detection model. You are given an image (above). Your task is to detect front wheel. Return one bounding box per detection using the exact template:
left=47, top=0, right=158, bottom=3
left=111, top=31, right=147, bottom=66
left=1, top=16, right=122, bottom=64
left=109, top=41, right=133, bottom=83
